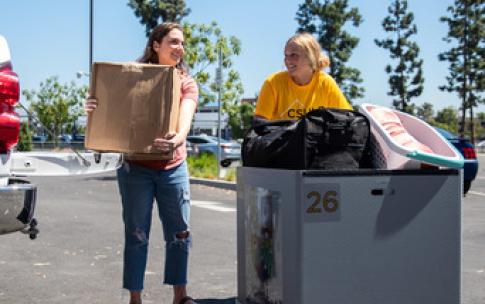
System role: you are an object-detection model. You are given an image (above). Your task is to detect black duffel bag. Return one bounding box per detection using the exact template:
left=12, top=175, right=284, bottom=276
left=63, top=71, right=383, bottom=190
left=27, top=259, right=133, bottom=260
left=242, top=108, right=371, bottom=170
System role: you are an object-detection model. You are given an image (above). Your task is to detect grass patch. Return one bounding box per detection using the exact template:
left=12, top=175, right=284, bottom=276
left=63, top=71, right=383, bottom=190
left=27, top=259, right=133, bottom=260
left=187, top=152, right=218, bottom=179
left=187, top=153, right=236, bottom=182
left=223, top=168, right=236, bottom=181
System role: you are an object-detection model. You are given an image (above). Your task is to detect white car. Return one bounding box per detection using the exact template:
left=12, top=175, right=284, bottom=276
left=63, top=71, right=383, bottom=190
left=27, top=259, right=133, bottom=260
left=0, top=35, right=121, bottom=239
left=186, top=135, right=241, bottom=167
left=477, top=140, right=485, bottom=153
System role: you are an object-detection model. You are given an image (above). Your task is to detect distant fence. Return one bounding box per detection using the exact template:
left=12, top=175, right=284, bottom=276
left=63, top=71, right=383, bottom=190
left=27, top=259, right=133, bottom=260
left=27, top=140, right=485, bottom=154
left=31, top=141, right=86, bottom=151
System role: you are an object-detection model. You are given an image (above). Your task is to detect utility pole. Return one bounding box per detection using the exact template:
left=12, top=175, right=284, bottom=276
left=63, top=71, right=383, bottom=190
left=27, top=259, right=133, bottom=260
left=216, top=46, right=223, bottom=179
left=89, top=0, right=93, bottom=77
left=89, top=0, right=100, bottom=164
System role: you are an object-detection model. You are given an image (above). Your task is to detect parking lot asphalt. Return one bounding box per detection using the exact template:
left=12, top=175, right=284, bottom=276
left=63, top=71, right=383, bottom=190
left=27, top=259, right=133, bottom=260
left=0, top=173, right=238, bottom=304
left=0, top=156, right=484, bottom=304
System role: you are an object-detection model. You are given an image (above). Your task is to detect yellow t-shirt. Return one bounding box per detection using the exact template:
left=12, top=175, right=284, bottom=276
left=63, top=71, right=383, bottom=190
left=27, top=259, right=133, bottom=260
left=255, top=71, right=352, bottom=120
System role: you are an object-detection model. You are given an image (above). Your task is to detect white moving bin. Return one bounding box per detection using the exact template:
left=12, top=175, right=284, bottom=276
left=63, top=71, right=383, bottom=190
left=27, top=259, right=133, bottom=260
left=237, top=167, right=461, bottom=304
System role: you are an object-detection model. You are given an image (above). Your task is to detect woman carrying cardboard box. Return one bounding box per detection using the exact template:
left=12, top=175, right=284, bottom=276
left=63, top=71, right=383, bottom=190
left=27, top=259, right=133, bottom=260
left=86, top=23, right=198, bottom=304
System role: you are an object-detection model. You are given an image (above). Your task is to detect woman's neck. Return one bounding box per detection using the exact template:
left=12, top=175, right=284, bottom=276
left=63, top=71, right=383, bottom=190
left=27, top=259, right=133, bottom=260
left=291, top=71, right=314, bottom=86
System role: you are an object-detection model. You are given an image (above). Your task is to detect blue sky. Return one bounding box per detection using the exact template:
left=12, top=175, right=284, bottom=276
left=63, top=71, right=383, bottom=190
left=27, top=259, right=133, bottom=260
left=1, top=0, right=483, bottom=112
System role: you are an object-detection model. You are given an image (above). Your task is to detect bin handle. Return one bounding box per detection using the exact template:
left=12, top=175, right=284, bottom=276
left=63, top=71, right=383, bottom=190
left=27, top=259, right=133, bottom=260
left=406, top=151, right=464, bottom=169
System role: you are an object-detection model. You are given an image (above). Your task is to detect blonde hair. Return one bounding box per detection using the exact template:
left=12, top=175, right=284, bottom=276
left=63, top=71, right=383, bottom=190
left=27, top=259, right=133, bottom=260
left=286, top=32, right=330, bottom=71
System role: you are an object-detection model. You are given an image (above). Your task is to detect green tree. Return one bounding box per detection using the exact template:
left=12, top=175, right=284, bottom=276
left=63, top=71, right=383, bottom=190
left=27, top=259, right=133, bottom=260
left=184, top=23, right=247, bottom=138
left=455, top=115, right=484, bottom=139
left=439, top=0, right=484, bottom=142
left=471, top=117, right=485, bottom=139
left=477, top=112, right=485, bottom=121
left=225, top=102, right=255, bottom=139
left=128, top=0, right=190, bottom=36
left=374, top=0, right=424, bottom=113
left=405, top=103, right=416, bottom=116
left=22, top=77, right=87, bottom=146
left=433, top=106, right=459, bottom=133
left=128, top=3, right=246, bottom=136
left=296, top=0, right=365, bottom=102
left=476, top=112, right=485, bottom=139
left=183, top=22, right=244, bottom=108
left=16, top=122, right=33, bottom=152
left=416, top=102, right=434, bottom=123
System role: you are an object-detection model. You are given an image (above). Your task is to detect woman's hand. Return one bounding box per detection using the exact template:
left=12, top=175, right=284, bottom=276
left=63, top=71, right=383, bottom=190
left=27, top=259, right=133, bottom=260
left=153, top=131, right=184, bottom=153
left=85, top=97, right=98, bottom=113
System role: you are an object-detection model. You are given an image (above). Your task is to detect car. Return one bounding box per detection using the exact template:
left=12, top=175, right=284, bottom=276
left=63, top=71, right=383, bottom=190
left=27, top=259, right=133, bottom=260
left=434, top=127, right=479, bottom=194
left=0, top=35, right=38, bottom=238
left=32, top=134, right=48, bottom=143
left=72, top=134, right=85, bottom=142
left=186, top=141, right=199, bottom=157
left=31, top=134, right=48, bottom=150
left=58, top=134, right=72, bottom=144
left=477, top=140, right=485, bottom=153
left=186, top=134, right=241, bottom=167
left=1, top=35, right=121, bottom=239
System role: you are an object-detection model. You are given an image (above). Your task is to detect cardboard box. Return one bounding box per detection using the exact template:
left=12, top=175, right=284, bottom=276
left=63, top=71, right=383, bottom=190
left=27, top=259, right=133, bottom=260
left=85, top=62, right=181, bottom=160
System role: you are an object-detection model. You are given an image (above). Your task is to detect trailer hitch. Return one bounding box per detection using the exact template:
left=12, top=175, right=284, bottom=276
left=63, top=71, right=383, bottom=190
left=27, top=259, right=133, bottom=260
left=21, top=218, right=39, bottom=240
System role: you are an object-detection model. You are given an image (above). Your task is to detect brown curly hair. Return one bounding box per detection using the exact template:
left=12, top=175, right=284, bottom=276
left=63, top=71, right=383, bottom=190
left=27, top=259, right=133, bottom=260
left=138, top=22, right=187, bottom=73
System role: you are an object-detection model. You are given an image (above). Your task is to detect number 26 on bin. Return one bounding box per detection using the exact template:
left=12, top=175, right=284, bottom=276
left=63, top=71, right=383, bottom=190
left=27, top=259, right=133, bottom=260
left=306, top=191, right=338, bottom=214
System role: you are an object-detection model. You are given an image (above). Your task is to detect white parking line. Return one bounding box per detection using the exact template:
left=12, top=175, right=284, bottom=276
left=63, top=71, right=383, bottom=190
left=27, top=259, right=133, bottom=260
left=192, top=200, right=236, bottom=212
left=467, top=191, right=485, bottom=197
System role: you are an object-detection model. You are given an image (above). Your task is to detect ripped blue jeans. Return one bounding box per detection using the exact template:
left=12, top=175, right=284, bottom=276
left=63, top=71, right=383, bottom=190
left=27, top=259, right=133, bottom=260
left=117, top=161, right=191, bottom=291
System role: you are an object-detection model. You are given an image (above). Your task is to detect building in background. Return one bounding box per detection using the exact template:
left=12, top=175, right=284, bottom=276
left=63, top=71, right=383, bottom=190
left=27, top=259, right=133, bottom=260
left=192, top=98, right=257, bottom=139
left=191, top=102, right=229, bottom=138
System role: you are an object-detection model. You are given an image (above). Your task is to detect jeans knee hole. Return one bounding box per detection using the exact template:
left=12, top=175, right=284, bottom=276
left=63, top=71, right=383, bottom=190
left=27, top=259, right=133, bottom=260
left=175, top=231, right=190, bottom=239
left=132, top=228, right=148, bottom=245
left=169, top=231, right=191, bottom=250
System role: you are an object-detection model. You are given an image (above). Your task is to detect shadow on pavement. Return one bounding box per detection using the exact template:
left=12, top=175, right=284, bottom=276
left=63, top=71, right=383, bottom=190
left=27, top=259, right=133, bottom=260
left=195, top=298, right=237, bottom=304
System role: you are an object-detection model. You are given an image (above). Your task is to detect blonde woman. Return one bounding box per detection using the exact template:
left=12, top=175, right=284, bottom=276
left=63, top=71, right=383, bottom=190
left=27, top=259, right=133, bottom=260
left=255, top=32, right=352, bottom=121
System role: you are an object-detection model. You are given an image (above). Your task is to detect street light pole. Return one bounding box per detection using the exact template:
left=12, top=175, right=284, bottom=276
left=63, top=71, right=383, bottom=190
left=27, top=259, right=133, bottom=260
left=89, top=0, right=93, bottom=77
left=88, top=0, right=100, bottom=165
left=216, top=46, right=222, bottom=179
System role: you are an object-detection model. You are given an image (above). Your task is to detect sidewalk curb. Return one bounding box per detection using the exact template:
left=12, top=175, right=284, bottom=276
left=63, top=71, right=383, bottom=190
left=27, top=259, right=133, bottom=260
left=189, top=177, right=236, bottom=191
